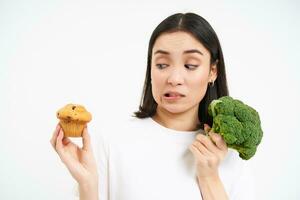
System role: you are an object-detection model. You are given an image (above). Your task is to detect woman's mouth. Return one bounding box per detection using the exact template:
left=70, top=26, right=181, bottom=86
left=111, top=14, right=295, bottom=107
left=163, top=93, right=184, bottom=100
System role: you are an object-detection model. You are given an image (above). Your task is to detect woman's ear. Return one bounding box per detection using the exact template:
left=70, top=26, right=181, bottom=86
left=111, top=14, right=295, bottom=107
left=209, top=60, right=218, bottom=81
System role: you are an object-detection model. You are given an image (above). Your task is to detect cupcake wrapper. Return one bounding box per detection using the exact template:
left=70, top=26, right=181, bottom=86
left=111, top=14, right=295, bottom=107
left=59, top=120, right=86, bottom=137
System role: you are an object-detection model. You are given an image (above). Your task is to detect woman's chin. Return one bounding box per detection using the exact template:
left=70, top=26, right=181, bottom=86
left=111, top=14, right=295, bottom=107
left=162, top=105, right=186, bottom=114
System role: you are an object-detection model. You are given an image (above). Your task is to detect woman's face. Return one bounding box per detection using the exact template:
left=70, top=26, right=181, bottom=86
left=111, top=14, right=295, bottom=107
left=151, top=31, right=217, bottom=114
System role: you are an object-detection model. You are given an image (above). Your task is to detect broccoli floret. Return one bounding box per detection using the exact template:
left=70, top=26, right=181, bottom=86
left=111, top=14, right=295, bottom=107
left=208, top=96, right=263, bottom=160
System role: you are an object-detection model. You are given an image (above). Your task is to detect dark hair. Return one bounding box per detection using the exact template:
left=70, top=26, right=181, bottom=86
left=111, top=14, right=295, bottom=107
left=132, top=12, right=229, bottom=129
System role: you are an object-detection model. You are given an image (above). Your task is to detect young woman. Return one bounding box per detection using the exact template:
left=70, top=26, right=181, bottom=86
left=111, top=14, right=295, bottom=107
left=50, top=12, right=255, bottom=200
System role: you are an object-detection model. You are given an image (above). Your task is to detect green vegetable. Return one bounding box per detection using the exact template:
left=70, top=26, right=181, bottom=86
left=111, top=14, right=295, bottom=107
left=208, top=96, right=263, bottom=160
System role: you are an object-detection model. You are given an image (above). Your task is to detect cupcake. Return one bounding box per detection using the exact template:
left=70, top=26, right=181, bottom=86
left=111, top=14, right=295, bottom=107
left=56, top=104, right=92, bottom=137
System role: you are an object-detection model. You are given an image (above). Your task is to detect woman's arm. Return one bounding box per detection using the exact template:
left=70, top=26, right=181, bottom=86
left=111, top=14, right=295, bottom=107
left=197, top=175, right=229, bottom=200
left=189, top=124, right=229, bottom=200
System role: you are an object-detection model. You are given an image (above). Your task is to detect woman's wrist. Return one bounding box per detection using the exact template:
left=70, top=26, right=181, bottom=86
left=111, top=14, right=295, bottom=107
left=197, top=173, right=220, bottom=183
left=197, top=175, right=229, bottom=200
left=78, top=172, right=99, bottom=188
left=79, top=180, right=99, bottom=200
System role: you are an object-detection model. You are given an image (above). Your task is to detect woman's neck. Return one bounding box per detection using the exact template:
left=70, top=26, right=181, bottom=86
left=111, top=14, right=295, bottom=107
left=152, top=106, right=201, bottom=132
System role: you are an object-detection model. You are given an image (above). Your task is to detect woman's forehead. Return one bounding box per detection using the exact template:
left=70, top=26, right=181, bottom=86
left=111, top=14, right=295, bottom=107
left=152, top=32, right=209, bottom=57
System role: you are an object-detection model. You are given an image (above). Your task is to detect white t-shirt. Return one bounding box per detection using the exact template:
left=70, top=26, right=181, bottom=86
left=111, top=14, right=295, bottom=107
left=74, top=116, right=255, bottom=200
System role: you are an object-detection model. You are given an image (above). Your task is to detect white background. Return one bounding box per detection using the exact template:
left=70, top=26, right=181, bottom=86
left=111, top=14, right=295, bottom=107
left=0, top=0, right=299, bottom=199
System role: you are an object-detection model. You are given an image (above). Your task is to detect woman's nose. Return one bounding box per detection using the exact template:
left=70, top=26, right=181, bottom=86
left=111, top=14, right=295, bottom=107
left=167, top=69, right=184, bottom=86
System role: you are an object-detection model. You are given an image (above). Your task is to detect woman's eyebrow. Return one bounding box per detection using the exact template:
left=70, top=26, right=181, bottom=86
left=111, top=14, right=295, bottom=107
left=183, top=49, right=203, bottom=55
left=154, top=49, right=169, bottom=55
left=154, top=49, right=203, bottom=56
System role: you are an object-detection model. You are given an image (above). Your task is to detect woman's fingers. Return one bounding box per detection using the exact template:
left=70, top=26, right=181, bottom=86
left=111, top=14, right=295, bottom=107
left=189, top=144, right=206, bottom=160
left=192, top=140, right=212, bottom=156
left=204, top=124, right=211, bottom=134
left=82, top=127, right=91, bottom=151
left=55, top=128, right=65, bottom=154
left=196, top=133, right=219, bottom=154
left=55, top=129, right=76, bottom=165
left=203, top=124, right=227, bottom=151
left=209, top=132, right=227, bottom=151
left=51, top=124, right=89, bottom=153
left=62, top=136, right=72, bottom=145
left=50, top=123, right=61, bottom=150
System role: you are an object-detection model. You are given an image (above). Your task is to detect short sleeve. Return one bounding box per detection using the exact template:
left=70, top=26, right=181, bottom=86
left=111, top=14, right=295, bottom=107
left=230, top=160, right=256, bottom=200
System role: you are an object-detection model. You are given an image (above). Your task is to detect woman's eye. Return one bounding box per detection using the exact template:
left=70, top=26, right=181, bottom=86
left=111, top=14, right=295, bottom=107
left=156, top=64, right=198, bottom=70
left=185, top=64, right=198, bottom=70
left=156, top=64, right=168, bottom=69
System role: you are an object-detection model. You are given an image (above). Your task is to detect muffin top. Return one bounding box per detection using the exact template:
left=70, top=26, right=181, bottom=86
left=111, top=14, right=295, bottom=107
left=56, top=104, right=92, bottom=122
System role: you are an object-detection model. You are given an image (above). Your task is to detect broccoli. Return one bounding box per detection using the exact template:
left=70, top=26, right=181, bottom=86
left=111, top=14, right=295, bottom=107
left=207, top=96, right=263, bottom=160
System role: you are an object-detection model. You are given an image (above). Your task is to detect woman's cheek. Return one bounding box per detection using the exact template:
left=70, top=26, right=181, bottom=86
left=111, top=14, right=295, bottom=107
left=189, top=80, right=207, bottom=102
left=151, top=80, right=163, bottom=104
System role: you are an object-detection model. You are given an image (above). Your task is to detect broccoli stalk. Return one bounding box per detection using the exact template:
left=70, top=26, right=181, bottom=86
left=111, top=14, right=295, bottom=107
left=209, top=99, right=222, bottom=118
left=207, top=96, right=263, bottom=160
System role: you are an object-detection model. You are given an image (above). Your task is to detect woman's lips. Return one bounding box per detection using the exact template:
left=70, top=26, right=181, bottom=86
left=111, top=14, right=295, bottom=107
left=163, top=94, right=184, bottom=101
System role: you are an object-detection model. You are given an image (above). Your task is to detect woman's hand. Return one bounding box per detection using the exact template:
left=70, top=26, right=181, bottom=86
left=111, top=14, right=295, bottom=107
left=189, top=124, right=228, bottom=180
left=50, top=124, right=98, bottom=186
